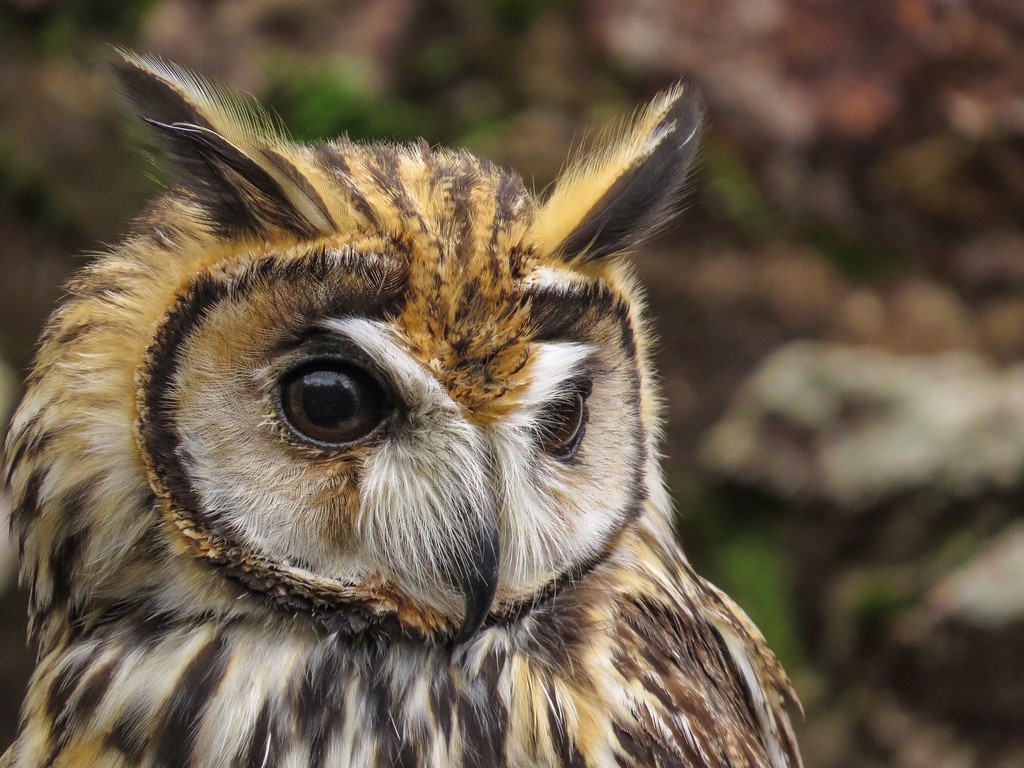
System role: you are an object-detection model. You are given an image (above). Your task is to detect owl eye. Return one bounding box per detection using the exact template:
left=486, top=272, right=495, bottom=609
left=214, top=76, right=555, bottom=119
left=538, top=383, right=591, bottom=459
left=280, top=361, right=391, bottom=445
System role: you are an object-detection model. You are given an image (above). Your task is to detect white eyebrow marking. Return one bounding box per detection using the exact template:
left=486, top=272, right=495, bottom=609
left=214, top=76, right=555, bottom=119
left=319, top=317, right=454, bottom=413
left=321, top=318, right=592, bottom=419
left=519, top=265, right=587, bottom=294
left=516, top=341, right=594, bottom=411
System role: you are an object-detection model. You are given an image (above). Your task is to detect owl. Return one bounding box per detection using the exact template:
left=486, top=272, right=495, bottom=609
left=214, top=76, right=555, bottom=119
left=2, top=53, right=801, bottom=768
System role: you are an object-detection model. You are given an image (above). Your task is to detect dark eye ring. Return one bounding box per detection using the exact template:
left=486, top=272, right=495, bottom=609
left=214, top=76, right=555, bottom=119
left=538, top=384, right=591, bottom=459
left=279, top=360, right=392, bottom=446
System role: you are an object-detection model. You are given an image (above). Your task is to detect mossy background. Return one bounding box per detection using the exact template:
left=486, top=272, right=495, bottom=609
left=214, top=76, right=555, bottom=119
left=2, top=1, right=1024, bottom=765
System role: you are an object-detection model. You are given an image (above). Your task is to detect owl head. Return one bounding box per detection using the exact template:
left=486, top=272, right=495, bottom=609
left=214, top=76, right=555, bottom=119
left=4, top=53, right=702, bottom=650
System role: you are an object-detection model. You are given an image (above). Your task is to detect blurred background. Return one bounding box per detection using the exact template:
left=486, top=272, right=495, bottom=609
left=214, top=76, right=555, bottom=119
left=1, top=1, right=1023, bottom=765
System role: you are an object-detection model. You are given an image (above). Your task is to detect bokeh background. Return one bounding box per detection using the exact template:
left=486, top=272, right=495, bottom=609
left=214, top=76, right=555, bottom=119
left=2, top=1, right=1023, bottom=765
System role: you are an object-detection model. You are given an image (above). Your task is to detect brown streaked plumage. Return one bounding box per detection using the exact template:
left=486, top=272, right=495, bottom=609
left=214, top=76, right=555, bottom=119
left=2, top=52, right=801, bottom=767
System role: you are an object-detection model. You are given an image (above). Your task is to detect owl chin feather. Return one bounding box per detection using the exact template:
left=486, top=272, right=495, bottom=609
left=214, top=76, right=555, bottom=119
left=0, top=51, right=803, bottom=768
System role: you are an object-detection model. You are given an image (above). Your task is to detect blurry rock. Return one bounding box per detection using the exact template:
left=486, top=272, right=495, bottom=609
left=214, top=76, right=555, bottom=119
left=818, top=72, right=897, bottom=141
left=701, top=342, right=1024, bottom=509
left=894, top=523, right=1024, bottom=736
left=837, top=288, right=887, bottom=342
left=978, top=299, right=1024, bottom=363
left=866, top=698, right=978, bottom=768
left=926, top=522, right=1024, bottom=628
left=687, top=250, right=758, bottom=305
left=702, top=340, right=1024, bottom=760
left=953, top=232, right=1024, bottom=296
left=758, top=248, right=843, bottom=334
left=874, top=135, right=982, bottom=222
left=831, top=280, right=979, bottom=355
left=887, top=280, right=977, bottom=353
left=701, top=58, right=817, bottom=147
left=764, top=155, right=859, bottom=221
left=517, top=10, right=594, bottom=108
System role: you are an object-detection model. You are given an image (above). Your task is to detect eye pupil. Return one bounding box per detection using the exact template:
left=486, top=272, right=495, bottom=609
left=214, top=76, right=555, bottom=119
left=300, top=369, right=360, bottom=429
left=281, top=362, right=388, bottom=445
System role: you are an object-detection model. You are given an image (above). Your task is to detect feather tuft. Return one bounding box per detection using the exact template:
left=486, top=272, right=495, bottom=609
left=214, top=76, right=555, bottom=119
left=530, top=82, right=704, bottom=262
left=114, top=50, right=335, bottom=238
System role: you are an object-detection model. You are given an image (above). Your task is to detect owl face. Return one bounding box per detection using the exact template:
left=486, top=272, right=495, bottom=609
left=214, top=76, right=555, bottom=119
left=6, top=53, right=702, bottom=647
left=144, top=232, right=647, bottom=640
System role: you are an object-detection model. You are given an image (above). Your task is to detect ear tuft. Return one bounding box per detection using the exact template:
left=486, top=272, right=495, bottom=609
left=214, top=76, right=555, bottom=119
left=531, top=83, right=704, bottom=263
left=113, top=50, right=334, bottom=238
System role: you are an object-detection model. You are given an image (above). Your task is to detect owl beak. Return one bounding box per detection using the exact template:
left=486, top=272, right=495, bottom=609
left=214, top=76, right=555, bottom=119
left=450, top=517, right=500, bottom=646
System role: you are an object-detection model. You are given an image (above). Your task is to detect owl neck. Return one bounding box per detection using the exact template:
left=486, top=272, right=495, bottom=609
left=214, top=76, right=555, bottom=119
left=13, top=496, right=805, bottom=768
left=19, top=513, right=715, bottom=768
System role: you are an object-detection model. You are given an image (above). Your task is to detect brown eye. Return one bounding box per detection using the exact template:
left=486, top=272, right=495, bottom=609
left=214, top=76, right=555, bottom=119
left=280, top=362, right=390, bottom=445
left=539, top=390, right=589, bottom=459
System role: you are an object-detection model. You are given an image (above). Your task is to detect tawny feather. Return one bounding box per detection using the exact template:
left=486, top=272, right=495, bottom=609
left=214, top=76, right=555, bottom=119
left=531, top=82, right=704, bottom=262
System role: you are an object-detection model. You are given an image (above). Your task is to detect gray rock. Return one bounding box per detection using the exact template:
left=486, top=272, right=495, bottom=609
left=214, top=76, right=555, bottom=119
left=892, top=524, right=1024, bottom=735
left=925, top=522, right=1024, bottom=629
left=700, top=342, right=1024, bottom=509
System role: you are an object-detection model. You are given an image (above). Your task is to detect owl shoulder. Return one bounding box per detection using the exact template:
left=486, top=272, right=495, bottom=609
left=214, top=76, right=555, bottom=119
left=605, top=526, right=802, bottom=768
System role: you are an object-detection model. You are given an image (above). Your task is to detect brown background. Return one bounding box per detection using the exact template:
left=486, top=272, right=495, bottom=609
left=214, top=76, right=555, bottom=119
left=2, top=2, right=1023, bottom=765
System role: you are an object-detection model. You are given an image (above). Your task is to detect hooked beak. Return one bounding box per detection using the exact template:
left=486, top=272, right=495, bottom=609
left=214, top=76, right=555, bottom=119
left=449, top=513, right=500, bottom=647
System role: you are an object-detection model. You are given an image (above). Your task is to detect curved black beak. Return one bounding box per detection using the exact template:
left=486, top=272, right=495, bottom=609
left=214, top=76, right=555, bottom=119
left=450, top=516, right=500, bottom=647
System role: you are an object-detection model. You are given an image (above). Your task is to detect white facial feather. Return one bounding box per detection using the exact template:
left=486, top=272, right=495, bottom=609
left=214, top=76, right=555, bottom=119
left=485, top=342, right=608, bottom=593
left=324, top=318, right=494, bottom=610
left=299, top=320, right=631, bottom=607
